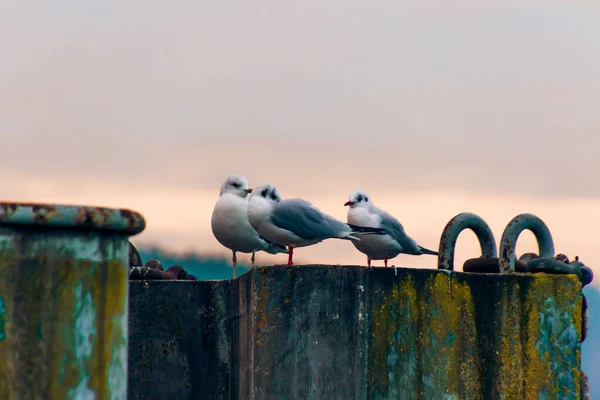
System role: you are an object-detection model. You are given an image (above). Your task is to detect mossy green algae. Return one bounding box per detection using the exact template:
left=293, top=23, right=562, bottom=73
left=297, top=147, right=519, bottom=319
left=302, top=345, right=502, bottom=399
left=0, top=230, right=128, bottom=400
left=368, top=270, right=581, bottom=400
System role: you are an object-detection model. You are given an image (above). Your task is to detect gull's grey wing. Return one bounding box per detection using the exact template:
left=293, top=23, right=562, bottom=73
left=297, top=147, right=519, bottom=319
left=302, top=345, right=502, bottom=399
left=259, top=235, right=289, bottom=254
left=270, top=199, right=347, bottom=240
left=377, top=209, right=423, bottom=255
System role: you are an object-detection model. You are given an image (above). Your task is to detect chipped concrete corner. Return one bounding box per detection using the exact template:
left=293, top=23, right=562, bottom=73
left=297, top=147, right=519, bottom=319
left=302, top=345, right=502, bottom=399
left=129, top=266, right=584, bottom=400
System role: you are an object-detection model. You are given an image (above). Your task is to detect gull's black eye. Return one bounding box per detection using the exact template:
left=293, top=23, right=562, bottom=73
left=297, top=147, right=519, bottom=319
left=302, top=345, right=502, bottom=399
left=356, top=195, right=363, bottom=202
left=231, top=182, right=241, bottom=188
left=270, top=192, right=278, bottom=201
left=261, top=188, right=269, bottom=197
left=365, top=197, right=368, bottom=202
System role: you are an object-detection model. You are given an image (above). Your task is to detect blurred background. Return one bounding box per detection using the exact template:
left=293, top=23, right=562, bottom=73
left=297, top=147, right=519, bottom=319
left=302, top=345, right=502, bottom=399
left=1, top=0, right=598, bottom=394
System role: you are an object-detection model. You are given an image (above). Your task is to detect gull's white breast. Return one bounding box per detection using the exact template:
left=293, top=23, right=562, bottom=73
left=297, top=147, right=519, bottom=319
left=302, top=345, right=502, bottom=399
left=211, top=194, right=267, bottom=253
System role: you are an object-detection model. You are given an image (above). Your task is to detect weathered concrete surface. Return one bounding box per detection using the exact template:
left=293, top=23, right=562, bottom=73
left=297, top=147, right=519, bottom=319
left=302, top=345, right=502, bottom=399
left=128, top=266, right=583, bottom=400
left=128, top=280, right=232, bottom=400
left=0, top=230, right=131, bottom=400
left=250, top=266, right=369, bottom=399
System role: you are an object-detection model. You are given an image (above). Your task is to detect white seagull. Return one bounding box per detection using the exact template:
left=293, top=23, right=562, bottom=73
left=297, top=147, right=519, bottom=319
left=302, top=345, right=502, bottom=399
left=211, top=175, right=288, bottom=278
left=345, top=189, right=438, bottom=267
left=247, top=184, right=386, bottom=265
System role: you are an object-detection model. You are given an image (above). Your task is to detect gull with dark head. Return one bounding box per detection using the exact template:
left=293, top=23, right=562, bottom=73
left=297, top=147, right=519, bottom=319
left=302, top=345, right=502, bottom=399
left=211, top=175, right=288, bottom=278
left=247, top=184, right=386, bottom=265
left=345, top=189, right=438, bottom=267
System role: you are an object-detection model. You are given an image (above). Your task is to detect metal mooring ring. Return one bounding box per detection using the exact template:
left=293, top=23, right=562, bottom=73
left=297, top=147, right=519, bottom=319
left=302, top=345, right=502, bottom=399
left=438, top=212, right=498, bottom=271
left=498, top=213, right=555, bottom=273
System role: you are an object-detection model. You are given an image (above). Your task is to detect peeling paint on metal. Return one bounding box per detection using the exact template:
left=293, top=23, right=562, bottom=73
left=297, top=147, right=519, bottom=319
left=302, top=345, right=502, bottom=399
left=107, top=302, right=128, bottom=400
left=0, top=203, right=144, bottom=235
left=0, top=297, right=5, bottom=340
left=68, top=282, right=97, bottom=400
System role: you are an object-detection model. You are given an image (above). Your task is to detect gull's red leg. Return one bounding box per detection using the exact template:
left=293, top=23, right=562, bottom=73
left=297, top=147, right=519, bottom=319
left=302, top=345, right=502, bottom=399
left=367, top=258, right=371, bottom=267
left=384, top=258, right=388, bottom=267
left=287, top=246, right=294, bottom=265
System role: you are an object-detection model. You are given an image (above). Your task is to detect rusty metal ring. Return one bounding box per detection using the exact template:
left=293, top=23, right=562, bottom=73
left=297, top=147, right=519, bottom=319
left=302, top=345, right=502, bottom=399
left=498, top=213, right=554, bottom=273
left=0, top=202, right=146, bottom=235
left=438, top=212, right=497, bottom=271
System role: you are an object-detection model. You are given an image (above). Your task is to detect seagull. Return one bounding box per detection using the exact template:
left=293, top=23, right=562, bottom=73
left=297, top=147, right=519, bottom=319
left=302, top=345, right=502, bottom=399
left=247, top=184, right=386, bottom=265
left=211, top=175, right=288, bottom=278
left=344, top=189, right=438, bottom=267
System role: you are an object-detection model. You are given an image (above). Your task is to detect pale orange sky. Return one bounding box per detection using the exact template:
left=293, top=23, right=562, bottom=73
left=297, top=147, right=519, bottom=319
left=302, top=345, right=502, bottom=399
left=1, top=1, right=599, bottom=285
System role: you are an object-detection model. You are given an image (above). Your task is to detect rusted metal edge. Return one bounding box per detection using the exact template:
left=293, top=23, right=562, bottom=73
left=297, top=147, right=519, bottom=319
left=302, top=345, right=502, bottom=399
left=437, top=212, right=497, bottom=271
left=0, top=201, right=145, bottom=235
left=498, top=213, right=554, bottom=273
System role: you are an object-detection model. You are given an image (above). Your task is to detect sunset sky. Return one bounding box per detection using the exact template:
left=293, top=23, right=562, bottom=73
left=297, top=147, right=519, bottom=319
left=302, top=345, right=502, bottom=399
left=1, top=1, right=599, bottom=285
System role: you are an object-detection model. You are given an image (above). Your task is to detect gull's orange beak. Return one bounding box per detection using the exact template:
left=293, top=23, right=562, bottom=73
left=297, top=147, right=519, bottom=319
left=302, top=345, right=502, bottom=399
left=344, top=201, right=353, bottom=206
left=245, top=188, right=253, bottom=193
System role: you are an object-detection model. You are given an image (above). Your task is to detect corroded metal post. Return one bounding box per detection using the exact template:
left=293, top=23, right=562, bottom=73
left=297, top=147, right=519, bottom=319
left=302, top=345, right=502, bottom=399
left=0, top=202, right=145, bottom=399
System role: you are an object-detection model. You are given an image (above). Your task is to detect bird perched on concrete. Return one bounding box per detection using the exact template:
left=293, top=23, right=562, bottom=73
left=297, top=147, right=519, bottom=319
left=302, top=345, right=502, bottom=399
left=344, top=190, right=438, bottom=267
left=211, top=175, right=288, bottom=278
left=247, top=184, right=386, bottom=265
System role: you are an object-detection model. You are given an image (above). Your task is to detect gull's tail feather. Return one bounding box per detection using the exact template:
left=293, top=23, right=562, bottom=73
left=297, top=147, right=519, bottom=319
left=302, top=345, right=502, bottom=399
left=261, top=236, right=289, bottom=254
left=418, top=246, right=438, bottom=256
left=347, top=224, right=387, bottom=235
